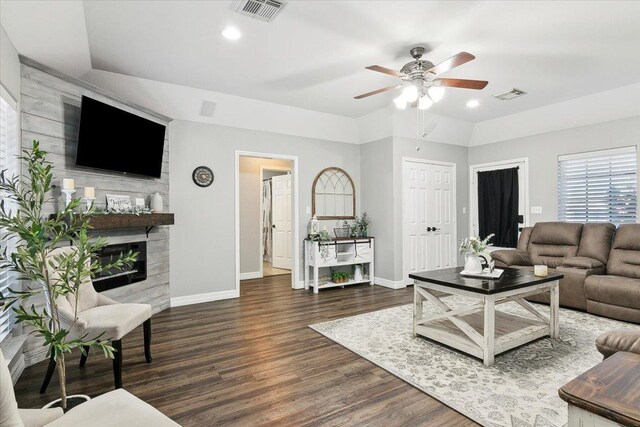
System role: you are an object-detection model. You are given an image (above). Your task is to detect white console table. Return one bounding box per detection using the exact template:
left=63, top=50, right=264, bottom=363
left=304, top=237, right=375, bottom=293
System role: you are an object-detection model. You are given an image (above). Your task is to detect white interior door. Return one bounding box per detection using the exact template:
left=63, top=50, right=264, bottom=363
left=272, top=174, right=292, bottom=270
left=404, top=160, right=456, bottom=284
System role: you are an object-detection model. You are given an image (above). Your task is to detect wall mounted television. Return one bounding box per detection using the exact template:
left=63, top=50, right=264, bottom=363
left=76, top=96, right=166, bottom=178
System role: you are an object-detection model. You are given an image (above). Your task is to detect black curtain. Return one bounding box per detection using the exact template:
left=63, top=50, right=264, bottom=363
left=477, top=167, right=519, bottom=248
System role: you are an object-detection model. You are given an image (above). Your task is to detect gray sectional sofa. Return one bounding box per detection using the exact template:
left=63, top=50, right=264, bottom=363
left=492, top=222, right=640, bottom=324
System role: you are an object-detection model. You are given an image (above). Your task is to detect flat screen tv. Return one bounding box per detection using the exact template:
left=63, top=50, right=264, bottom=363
left=76, top=96, right=166, bottom=178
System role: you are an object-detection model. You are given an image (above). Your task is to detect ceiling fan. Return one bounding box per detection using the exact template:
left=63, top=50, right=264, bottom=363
left=354, top=47, right=488, bottom=110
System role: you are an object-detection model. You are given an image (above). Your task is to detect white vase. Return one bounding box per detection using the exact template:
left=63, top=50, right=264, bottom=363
left=354, top=264, right=363, bottom=282
left=150, top=193, right=163, bottom=213
left=464, top=253, right=483, bottom=274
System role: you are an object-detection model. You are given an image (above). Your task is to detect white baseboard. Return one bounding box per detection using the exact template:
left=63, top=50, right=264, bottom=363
left=170, top=289, right=239, bottom=307
left=240, top=271, right=262, bottom=280
left=374, top=277, right=407, bottom=289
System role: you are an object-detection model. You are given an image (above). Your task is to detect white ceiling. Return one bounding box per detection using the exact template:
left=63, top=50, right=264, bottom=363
left=3, top=1, right=640, bottom=122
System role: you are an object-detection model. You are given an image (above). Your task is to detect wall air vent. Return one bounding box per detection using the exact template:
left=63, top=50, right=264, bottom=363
left=199, top=100, right=216, bottom=118
left=492, top=88, right=527, bottom=101
left=234, top=0, right=287, bottom=22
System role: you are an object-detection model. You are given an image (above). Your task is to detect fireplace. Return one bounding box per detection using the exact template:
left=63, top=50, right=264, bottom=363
left=93, top=241, right=147, bottom=292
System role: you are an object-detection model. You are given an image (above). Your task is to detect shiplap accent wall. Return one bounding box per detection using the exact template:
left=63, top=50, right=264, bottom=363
left=19, top=59, right=172, bottom=366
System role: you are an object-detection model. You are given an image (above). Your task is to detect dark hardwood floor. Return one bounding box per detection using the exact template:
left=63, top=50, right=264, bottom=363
left=14, top=275, right=477, bottom=426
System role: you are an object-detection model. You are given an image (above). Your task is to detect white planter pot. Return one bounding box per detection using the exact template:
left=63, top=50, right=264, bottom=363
left=464, top=253, right=484, bottom=274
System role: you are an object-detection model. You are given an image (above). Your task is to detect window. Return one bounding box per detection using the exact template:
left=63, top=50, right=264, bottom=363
left=0, top=87, right=18, bottom=349
left=558, top=147, right=637, bottom=225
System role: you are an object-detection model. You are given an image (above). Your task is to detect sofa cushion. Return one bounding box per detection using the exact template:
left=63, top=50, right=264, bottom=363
left=585, top=274, right=640, bottom=312
left=607, top=224, right=640, bottom=279
left=18, top=408, right=63, bottom=427
left=562, top=256, right=604, bottom=269
left=576, top=223, right=616, bottom=265
left=491, top=249, right=531, bottom=267
left=517, top=227, right=533, bottom=252
left=528, top=222, right=583, bottom=267
left=595, top=329, right=640, bottom=359
left=45, top=389, right=180, bottom=427
left=0, top=351, right=24, bottom=427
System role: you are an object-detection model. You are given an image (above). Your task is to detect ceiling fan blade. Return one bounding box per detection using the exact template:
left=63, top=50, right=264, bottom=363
left=427, top=52, right=475, bottom=75
left=365, top=65, right=406, bottom=78
left=435, top=78, right=488, bottom=90
left=354, top=84, right=401, bottom=99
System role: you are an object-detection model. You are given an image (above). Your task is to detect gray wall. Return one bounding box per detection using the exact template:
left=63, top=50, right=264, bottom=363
left=0, top=25, right=20, bottom=102
left=469, top=116, right=640, bottom=224
left=239, top=156, right=291, bottom=275
left=360, top=137, right=395, bottom=281
left=20, top=63, right=171, bottom=365
left=169, top=119, right=361, bottom=298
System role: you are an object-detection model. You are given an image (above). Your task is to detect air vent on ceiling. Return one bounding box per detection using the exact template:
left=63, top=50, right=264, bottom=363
left=493, top=88, right=527, bottom=101
left=199, top=101, right=216, bottom=118
left=234, top=0, right=287, bottom=22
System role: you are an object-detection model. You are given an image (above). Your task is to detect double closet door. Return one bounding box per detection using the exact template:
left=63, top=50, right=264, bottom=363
left=403, top=160, right=457, bottom=284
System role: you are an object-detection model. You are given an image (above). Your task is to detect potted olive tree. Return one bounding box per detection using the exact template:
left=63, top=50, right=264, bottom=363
left=0, top=141, right=136, bottom=410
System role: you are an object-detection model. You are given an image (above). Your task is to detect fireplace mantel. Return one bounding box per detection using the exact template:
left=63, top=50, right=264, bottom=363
left=88, top=213, right=174, bottom=236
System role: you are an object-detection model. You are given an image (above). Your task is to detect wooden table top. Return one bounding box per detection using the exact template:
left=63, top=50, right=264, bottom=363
left=409, top=267, right=563, bottom=295
left=559, top=351, right=640, bottom=427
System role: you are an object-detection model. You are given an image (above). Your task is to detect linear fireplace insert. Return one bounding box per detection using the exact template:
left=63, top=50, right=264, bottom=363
left=93, top=241, right=147, bottom=292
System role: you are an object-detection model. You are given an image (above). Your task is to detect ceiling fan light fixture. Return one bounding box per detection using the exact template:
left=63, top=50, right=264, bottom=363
left=427, top=86, right=445, bottom=103
left=393, top=95, right=407, bottom=109
left=402, top=85, right=419, bottom=103
left=418, top=96, right=433, bottom=110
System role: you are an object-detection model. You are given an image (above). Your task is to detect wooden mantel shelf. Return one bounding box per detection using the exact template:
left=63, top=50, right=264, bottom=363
left=88, top=213, right=174, bottom=236
left=53, top=213, right=175, bottom=237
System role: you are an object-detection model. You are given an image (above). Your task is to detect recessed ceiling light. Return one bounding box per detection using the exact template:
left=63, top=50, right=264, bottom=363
left=466, top=99, right=480, bottom=108
left=221, top=27, right=241, bottom=40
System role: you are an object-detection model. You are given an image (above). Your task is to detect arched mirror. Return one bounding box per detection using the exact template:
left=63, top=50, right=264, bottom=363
left=312, top=167, right=355, bottom=219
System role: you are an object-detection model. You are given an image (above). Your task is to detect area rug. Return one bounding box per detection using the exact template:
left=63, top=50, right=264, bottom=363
left=309, top=296, right=637, bottom=427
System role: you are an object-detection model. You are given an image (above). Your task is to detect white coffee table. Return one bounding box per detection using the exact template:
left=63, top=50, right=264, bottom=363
left=410, top=267, right=562, bottom=367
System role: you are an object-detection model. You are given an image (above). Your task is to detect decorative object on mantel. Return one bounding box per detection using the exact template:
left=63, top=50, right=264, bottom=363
left=135, top=198, right=146, bottom=209
left=61, top=178, right=76, bottom=207
left=459, top=233, right=494, bottom=274
left=106, top=194, right=133, bottom=213
left=312, top=167, right=356, bottom=219
left=0, top=141, right=137, bottom=410
left=83, top=186, right=95, bottom=212
left=150, top=192, right=164, bottom=212
left=192, top=165, right=214, bottom=187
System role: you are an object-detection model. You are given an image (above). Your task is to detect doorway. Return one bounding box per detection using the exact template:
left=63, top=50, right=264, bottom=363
left=469, top=158, right=529, bottom=249
left=261, top=165, right=292, bottom=277
left=235, top=151, right=300, bottom=293
left=402, top=158, right=457, bottom=286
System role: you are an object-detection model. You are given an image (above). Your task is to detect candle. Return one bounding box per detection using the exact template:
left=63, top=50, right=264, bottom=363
left=62, top=179, right=75, bottom=191
left=84, top=187, right=95, bottom=199
left=534, top=265, right=548, bottom=277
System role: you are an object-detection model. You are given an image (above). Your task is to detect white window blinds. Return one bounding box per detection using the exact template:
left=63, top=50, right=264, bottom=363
left=558, top=147, right=638, bottom=225
left=0, top=89, right=18, bottom=347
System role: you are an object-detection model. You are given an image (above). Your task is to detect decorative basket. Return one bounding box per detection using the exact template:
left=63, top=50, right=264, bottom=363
left=334, top=227, right=350, bottom=238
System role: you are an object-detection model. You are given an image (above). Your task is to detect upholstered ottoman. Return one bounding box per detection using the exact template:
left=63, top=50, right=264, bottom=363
left=595, top=329, right=640, bottom=359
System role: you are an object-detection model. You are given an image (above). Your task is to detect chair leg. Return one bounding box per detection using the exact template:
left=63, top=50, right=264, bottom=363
left=143, top=318, right=152, bottom=363
left=112, top=339, right=123, bottom=389
left=79, top=345, right=90, bottom=367
left=40, top=352, right=57, bottom=394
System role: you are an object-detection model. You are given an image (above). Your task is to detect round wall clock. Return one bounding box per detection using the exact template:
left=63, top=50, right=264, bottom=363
left=192, top=166, right=214, bottom=187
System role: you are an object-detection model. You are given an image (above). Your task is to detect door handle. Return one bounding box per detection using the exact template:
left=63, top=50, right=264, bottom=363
left=272, top=225, right=276, bottom=228
left=427, top=227, right=433, bottom=232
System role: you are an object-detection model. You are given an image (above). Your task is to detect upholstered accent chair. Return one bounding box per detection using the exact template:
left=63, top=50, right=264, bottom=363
left=40, top=247, right=152, bottom=393
left=0, top=352, right=180, bottom=427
